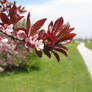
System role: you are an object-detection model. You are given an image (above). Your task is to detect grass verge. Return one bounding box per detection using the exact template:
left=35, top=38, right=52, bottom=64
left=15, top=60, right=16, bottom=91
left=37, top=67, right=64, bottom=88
left=0, top=42, right=92, bottom=92
left=85, top=42, right=92, bottom=50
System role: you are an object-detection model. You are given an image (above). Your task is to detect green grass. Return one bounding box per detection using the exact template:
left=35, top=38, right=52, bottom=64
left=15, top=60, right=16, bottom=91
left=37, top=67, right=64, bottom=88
left=85, top=42, right=92, bottom=50
left=0, top=42, right=92, bottom=92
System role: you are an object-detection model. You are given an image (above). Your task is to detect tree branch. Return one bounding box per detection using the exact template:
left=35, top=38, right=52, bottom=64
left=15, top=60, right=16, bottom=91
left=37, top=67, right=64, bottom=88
left=0, top=30, right=25, bottom=42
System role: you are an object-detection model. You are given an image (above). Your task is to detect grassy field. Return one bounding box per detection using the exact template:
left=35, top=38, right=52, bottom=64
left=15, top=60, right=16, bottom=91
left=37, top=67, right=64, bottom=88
left=85, top=41, right=92, bottom=50
left=0, top=42, right=92, bottom=92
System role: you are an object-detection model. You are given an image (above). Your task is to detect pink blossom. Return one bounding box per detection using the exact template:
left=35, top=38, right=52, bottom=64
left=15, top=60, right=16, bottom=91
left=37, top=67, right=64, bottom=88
left=2, top=24, right=13, bottom=35
left=25, top=43, right=33, bottom=52
left=25, top=34, right=44, bottom=51
left=0, top=36, right=8, bottom=43
left=25, top=34, right=38, bottom=45
left=16, top=30, right=26, bottom=40
left=0, top=36, right=8, bottom=47
left=35, top=40, right=44, bottom=51
left=1, top=38, right=8, bottom=43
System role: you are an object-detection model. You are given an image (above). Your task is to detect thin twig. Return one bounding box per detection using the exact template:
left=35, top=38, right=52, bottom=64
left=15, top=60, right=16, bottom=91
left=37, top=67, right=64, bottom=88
left=0, top=30, right=25, bottom=42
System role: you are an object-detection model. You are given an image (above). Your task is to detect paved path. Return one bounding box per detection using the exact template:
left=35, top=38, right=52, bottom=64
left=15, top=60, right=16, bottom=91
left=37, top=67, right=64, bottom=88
left=77, top=43, right=92, bottom=77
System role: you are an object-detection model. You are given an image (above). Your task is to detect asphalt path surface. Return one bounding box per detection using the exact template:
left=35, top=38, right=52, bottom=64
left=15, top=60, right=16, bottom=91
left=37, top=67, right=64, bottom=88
left=77, top=43, right=92, bottom=77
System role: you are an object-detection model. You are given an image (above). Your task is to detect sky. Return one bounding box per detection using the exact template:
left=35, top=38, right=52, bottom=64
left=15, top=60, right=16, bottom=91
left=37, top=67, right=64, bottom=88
left=10, top=0, right=92, bottom=38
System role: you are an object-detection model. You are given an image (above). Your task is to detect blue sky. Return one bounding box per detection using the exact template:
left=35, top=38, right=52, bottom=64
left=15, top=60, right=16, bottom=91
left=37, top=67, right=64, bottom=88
left=9, top=0, right=92, bottom=38
left=10, top=0, right=51, bottom=5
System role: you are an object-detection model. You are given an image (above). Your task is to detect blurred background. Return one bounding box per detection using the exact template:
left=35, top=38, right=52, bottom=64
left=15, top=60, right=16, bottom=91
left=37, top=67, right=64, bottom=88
left=10, top=0, right=92, bottom=39
left=0, top=0, right=92, bottom=92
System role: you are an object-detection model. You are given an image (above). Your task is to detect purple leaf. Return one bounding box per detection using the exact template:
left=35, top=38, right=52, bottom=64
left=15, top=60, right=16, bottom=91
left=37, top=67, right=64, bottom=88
left=52, top=17, right=63, bottom=33
left=31, top=18, right=47, bottom=35
left=0, top=13, right=9, bottom=24
left=55, top=44, right=68, bottom=50
left=52, top=51, right=60, bottom=62
left=35, top=49, right=42, bottom=57
left=27, top=12, right=31, bottom=34
left=54, top=47, right=68, bottom=56
left=43, top=46, right=51, bottom=58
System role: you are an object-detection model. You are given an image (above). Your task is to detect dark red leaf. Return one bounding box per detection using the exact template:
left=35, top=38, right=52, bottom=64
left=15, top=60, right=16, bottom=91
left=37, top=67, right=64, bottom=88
left=15, top=16, right=24, bottom=24
left=52, top=17, right=63, bottom=33
left=68, top=27, right=75, bottom=33
left=9, top=4, right=24, bottom=24
left=43, top=46, right=51, bottom=58
left=62, top=33, right=76, bottom=41
left=55, top=44, right=68, bottom=50
left=18, top=6, right=27, bottom=13
left=56, top=23, right=70, bottom=37
left=39, top=30, right=46, bottom=39
left=9, top=4, right=17, bottom=23
left=46, top=33, right=57, bottom=44
left=54, top=47, right=68, bottom=56
left=48, top=21, right=53, bottom=33
left=0, top=0, right=7, bottom=4
left=46, top=46, right=53, bottom=51
left=52, top=51, right=60, bottom=62
left=0, top=13, right=9, bottom=24
left=27, top=12, right=31, bottom=34
left=35, top=49, right=42, bottom=57
left=15, top=28, right=27, bottom=32
left=0, top=23, right=3, bottom=25
left=31, top=18, right=47, bottom=35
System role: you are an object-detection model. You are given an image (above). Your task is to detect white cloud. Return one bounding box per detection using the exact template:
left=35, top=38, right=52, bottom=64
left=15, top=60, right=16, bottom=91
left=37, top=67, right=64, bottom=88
left=53, top=0, right=92, bottom=4
left=25, top=0, right=92, bottom=38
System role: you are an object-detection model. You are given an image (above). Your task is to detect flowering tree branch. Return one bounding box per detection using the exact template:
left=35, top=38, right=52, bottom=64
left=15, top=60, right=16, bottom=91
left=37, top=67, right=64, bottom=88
left=0, top=29, right=25, bottom=41
left=0, top=0, right=76, bottom=63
